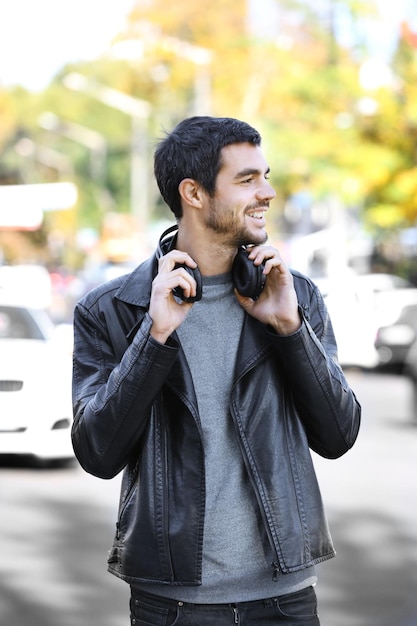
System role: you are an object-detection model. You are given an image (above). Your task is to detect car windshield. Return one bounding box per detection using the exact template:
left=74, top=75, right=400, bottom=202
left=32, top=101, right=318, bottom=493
left=0, top=306, right=45, bottom=340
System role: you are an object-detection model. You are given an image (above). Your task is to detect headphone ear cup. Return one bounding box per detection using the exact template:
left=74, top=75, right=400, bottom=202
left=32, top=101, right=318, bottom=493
left=232, top=248, right=265, bottom=300
left=173, top=264, right=203, bottom=302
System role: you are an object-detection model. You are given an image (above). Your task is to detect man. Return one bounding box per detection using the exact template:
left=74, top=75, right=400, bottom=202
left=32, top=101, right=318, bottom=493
left=72, top=116, right=361, bottom=625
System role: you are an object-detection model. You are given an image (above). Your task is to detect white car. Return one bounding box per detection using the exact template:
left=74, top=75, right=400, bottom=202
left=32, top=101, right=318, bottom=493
left=0, top=298, right=74, bottom=465
left=316, top=273, right=415, bottom=369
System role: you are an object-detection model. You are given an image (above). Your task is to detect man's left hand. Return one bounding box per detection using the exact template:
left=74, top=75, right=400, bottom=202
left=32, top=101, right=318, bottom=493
left=234, top=245, right=301, bottom=335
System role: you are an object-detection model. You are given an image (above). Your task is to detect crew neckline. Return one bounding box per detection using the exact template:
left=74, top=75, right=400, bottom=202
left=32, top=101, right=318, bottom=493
left=201, top=273, right=232, bottom=286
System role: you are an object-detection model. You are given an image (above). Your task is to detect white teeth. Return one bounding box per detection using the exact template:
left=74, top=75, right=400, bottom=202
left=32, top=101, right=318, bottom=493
left=249, top=211, right=264, bottom=218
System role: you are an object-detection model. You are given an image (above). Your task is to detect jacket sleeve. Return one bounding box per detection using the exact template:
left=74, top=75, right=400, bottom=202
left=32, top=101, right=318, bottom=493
left=271, top=277, right=361, bottom=459
left=72, top=304, right=179, bottom=479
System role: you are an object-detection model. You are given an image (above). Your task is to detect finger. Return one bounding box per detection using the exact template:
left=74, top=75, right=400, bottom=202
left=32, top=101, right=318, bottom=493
left=158, top=250, right=197, bottom=272
left=172, top=269, right=198, bottom=301
left=234, top=289, right=255, bottom=311
left=262, top=257, right=285, bottom=275
left=247, top=246, right=279, bottom=265
left=154, top=270, right=196, bottom=301
left=246, top=249, right=288, bottom=280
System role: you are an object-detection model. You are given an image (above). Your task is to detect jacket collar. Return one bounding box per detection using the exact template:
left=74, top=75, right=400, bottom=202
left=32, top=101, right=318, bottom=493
left=114, top=254, right=157, bottom=308
left=115, top=226, right=178, bottom=309
left=113, top=230, right=176, bottom=308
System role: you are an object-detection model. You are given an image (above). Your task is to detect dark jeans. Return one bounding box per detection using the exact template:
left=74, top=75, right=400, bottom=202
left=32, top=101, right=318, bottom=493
left=130, top=585, right=320, bottom=625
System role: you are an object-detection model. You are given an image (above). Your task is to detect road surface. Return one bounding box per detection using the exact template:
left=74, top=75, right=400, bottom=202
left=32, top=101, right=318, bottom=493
left=1, top=369, right=416, bottom=626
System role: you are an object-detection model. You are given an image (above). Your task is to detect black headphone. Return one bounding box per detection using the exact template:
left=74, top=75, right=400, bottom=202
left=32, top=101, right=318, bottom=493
left=157, top=225, right=266, bottom=302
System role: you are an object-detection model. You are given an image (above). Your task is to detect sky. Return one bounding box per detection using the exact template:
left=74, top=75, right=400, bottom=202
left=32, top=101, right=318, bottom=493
left=0, top=0, right=136, bottom=91
left=0, top=0, right=415, bottom=92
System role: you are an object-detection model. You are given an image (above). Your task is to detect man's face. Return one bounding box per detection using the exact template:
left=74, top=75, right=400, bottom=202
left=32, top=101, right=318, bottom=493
left=203, top=142, right=276, bottom=247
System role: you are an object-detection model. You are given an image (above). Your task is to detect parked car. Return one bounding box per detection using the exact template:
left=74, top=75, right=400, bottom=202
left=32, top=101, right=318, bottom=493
left=316, top=272, right=416, bottom=369
left=0, top=297, right=74, bottom=465
left=404, top=338, right=417, bottom=421
left=375, top=303, right=417, bottom=370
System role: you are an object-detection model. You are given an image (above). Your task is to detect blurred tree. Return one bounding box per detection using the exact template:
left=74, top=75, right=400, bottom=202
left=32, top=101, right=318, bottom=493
left=1, top=0, right=416, bottom=277
left=0, top=89, right=17, bottom=148
left=361, top=20, right=417, bottom=228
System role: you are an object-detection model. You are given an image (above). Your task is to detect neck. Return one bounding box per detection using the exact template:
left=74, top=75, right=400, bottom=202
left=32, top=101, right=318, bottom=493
left=176, top=224, right=235, bottom=276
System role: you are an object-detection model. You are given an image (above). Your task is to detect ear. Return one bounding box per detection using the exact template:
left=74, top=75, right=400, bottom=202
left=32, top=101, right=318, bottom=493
left=178, top=178, right=204, bottom=209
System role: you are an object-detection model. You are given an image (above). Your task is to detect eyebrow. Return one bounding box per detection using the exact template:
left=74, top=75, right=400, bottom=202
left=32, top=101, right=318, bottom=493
left=234, top=166, right=270, bottom=179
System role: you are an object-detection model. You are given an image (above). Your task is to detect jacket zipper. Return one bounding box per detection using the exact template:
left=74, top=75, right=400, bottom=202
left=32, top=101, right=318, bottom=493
left=233, top=606, right=240, bottom=623
left=231, top=401, right=282, bottom=580
left=159, top=402, right=175, bottom=579
left=115, top=463, right=140, bottom=540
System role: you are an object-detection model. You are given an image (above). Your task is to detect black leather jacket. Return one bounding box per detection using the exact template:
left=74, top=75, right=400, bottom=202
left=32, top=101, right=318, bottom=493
left=72, top=247, right=361, bottom=586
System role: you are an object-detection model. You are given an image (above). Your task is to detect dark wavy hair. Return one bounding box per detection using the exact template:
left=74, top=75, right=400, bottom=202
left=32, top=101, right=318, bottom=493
left=154, top=116, right=262, bottom=218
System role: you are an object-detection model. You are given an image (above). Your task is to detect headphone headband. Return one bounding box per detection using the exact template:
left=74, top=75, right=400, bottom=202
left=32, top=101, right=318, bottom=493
left=157, top=224, right=179, bottom=259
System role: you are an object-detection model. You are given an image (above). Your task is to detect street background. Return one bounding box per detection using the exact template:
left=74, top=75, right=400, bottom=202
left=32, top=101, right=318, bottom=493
left=1, top=369, right=416, bottom=626
left=1, top=2, right=417, bottom=625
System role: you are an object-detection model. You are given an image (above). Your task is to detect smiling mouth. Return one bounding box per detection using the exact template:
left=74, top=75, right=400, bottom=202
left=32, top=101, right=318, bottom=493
left=247, top=210, right=267, bottom=219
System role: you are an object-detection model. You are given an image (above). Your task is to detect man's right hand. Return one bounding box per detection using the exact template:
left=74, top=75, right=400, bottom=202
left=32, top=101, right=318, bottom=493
left=148, top=250, right=197, bottom=343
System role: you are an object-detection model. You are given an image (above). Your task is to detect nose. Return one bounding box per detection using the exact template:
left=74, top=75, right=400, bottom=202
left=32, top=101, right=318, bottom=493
left=257, top=179, right=276, bottom=202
